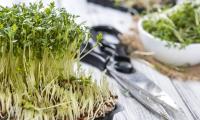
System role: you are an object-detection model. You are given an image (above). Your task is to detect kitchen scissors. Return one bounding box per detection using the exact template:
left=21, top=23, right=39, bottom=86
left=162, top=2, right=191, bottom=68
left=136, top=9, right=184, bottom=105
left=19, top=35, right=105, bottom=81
left=81, top=25, right=187, bottom=120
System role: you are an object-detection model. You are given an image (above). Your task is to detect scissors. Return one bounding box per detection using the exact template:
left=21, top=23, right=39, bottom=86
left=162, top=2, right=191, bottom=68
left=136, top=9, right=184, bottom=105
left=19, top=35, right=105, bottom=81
left=81, top=25, right=187, bottom=120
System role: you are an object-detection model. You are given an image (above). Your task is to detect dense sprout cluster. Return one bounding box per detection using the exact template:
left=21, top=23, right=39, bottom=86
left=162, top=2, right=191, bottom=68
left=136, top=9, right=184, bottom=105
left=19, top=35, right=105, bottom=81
left=0, top=2, right=113, bottom=120
left=143, top=2, right=200, bottom=47
left=0, top=2, right=87, bottom=58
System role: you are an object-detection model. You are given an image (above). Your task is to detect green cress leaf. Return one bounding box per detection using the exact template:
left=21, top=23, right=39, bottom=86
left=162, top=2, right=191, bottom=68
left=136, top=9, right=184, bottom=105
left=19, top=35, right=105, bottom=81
left=143, top=2, right=200, bottom=48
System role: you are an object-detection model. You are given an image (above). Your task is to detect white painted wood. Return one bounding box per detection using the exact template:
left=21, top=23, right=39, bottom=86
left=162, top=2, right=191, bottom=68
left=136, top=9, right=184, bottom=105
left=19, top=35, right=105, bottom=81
left=131, top=60, right=194, bottom=120
left=173, top=81, right=200, bottom=120
left=59, top=0, right=132, bottom=33
left=0, top=0, right=12, bottom=7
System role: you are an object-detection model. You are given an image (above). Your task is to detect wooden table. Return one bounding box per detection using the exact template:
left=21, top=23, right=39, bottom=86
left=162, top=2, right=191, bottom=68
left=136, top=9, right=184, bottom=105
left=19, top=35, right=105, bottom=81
left=2, top=0, right=199, bottom=120
left=62, top=1, right=200, bottom=120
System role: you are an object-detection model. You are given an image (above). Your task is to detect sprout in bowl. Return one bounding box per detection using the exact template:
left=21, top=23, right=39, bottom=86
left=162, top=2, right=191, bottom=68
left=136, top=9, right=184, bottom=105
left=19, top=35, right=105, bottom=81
left=138, top=2, right=200, bottom=66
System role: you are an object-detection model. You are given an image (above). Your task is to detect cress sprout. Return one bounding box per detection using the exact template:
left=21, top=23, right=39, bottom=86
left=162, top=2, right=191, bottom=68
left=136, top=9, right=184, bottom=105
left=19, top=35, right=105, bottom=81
left=0, top=2, right=116, bottom=120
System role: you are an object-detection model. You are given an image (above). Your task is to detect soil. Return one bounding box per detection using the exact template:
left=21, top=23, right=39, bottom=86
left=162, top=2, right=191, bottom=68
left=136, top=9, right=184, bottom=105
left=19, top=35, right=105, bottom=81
left=78, top=94, right=118, bottom=120
left=0, top=92, right=117, bottom=120
left=58, top=79, right=118, bottom=120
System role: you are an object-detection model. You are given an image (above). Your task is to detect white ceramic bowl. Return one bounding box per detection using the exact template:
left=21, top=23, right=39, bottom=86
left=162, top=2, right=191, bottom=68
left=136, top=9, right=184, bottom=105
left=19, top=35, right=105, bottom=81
left=138, top=16, right=200, bottom=66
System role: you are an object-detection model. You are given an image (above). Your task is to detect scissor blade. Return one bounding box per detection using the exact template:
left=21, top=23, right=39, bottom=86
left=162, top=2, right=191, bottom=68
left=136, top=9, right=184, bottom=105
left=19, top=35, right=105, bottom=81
left=106, top=62, right=187, bottom=120
left=127, top=72, right=179, bottom=110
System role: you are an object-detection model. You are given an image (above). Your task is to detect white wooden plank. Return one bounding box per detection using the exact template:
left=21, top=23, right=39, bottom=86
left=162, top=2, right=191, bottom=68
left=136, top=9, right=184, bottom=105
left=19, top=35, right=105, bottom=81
left=187, top=81, right=200, bottom=98
left=60, top=0, right=132, bottom=33
left=173, top=81, right=200, bottom=120
left=131, top=59, right=194, bottom=120
left=0, top=0, right=12, bottom=7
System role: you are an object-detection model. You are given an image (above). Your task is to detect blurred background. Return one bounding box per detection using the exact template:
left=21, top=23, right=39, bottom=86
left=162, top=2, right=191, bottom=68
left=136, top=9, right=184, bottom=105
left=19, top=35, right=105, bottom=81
left=0, top=0, right=183, bottom=33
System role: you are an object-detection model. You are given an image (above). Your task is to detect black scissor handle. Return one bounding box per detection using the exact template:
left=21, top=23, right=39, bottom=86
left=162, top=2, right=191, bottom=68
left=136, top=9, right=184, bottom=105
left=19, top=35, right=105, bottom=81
left=81, top=41, right=108, bottom=71
left=81, top=25, right=135, bottom=73
left=113, top=55, right=135, bottom=74
left=90, top=25, right=127, bottom=56
left=91, top=26, right=121, bottom=37
left=80, top=26, right=121, bottom=71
